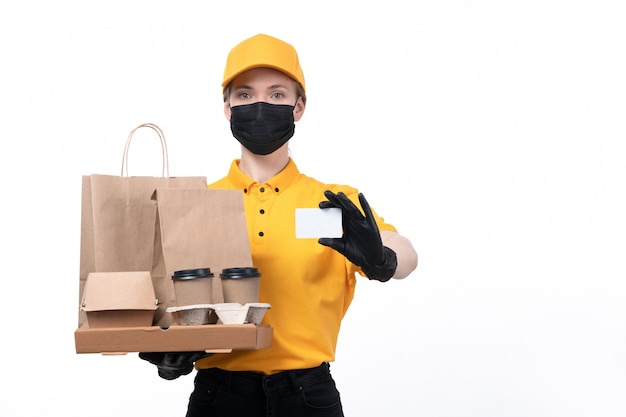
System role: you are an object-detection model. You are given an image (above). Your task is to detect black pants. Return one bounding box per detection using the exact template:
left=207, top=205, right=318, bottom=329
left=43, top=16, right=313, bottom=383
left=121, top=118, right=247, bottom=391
left=185, top=362, right=345, bottom=417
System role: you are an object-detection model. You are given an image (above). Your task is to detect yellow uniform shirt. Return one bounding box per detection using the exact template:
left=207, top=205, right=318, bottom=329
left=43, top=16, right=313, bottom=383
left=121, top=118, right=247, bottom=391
left=196, top=158, right=397, bottom=375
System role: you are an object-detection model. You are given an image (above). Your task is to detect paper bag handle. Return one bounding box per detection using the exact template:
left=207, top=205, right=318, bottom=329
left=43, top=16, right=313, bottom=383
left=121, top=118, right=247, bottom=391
left=121, top=123, right=170, bottom=178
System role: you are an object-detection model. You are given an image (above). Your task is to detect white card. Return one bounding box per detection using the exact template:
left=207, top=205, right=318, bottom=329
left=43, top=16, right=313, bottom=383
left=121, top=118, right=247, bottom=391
left=295, top=208, right=342, bottom=239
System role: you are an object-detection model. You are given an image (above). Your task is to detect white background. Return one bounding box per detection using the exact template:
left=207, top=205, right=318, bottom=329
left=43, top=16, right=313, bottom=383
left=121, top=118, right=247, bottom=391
left=1, top=1, right=625, bottom=416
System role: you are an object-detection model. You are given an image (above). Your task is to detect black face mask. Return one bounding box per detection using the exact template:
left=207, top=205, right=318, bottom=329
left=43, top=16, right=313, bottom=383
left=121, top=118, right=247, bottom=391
left=229, top=102, right=295, bottom=155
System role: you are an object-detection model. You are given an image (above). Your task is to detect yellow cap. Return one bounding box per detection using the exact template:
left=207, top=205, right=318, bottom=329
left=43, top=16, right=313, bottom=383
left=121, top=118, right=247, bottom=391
left=222, top=33, right=305, bottom=93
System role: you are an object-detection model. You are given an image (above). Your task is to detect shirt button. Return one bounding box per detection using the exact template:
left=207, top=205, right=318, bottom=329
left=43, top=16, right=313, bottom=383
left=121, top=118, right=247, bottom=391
left=260, top=187, right=265, bottom=192
left=259, top=231, right=264, bottom=237
left=259, top=209, right=265, bottom=214
left=274, top=187, right=279, bottom=193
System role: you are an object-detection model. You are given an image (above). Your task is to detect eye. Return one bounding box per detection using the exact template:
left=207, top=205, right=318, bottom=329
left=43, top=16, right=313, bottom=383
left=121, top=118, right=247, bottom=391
left=238, top=92, right=252, bottom=99
left=271, top=92, right=284, bottom=99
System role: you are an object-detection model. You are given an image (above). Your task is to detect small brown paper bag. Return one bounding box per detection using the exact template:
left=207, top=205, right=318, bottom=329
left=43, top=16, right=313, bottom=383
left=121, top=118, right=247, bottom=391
left=78, top=123, right=207, bottom=327
left=150, top=187, right=253, bottom=326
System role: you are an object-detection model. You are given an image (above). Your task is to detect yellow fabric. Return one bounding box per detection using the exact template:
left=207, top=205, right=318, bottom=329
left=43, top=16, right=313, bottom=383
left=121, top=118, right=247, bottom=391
left=196, top=158, right=396, bottom=375
left=222, top=33, right=306, bottom=92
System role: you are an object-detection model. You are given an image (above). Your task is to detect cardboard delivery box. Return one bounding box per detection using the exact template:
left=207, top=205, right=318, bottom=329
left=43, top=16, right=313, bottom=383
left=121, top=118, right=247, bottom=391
left=80, top=271, right=158, bottom=328
left=75, top=324, right=273, bottom=354
left=75, top=271, right=273, bottom=355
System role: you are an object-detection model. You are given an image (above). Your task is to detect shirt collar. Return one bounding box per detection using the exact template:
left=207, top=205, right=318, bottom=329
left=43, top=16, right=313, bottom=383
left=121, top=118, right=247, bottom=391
left=227, top=157, right=300, bottom=194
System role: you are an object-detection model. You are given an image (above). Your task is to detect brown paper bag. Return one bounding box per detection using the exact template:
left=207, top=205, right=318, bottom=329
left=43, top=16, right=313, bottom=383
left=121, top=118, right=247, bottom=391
left=150, top=187, right=253, bottom=326
left=78, top=123, right=207, bottom=327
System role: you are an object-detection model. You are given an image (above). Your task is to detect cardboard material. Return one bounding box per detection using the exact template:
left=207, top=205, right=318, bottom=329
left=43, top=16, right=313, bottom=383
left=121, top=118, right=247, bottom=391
left=171, top=275, right=214, bottom=306
left=167, top=304, right=218, bottom=325
left=79, top=123, right=208, bottom=328
left=171, top=268, right=215, bottom=307
left=74, top=324, right=273, bottom=354
left=81, top=271, right=157, bottom=328
left=76, top=124, right=270, bottom=355
left=79, top=174, right=207, bottom=328
left=150, top=188, right=253, bottom=326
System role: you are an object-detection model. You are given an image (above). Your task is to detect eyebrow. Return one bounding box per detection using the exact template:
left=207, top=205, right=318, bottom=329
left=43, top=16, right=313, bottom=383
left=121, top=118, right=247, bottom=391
left=232, top=83, right=292, bottom=92
left=268, top=83, right=292, bottom=91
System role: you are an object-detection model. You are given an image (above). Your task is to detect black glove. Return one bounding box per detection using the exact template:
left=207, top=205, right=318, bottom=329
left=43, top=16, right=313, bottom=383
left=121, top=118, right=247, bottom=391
left=318, top=190, right=397, bottom=282
left=139, top=351, right=212, bottom=380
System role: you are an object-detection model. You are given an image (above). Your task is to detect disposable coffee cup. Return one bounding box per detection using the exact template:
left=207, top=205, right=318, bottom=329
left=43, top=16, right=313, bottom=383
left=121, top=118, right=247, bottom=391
left=171, top=268, right=214, bottom=306
left=219, top=267, right=261, bottom=305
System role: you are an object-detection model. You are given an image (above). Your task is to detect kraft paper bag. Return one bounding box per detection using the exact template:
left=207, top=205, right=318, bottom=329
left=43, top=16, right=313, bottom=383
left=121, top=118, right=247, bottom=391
left=78, top=123, right=207, bottom=327
left=150, top=187, right=253, bottom=327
